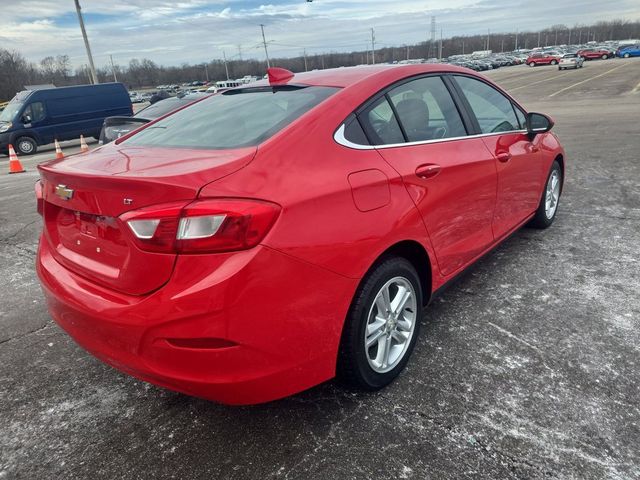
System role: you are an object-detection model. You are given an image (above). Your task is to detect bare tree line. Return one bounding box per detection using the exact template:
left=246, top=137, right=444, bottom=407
left=1, top=18, right=638, bottom=101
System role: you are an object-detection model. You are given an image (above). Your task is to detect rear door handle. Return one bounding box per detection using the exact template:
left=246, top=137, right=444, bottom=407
left=496, top=152, right=512, bottom=163
left=415, top=164, right=441, bottom=179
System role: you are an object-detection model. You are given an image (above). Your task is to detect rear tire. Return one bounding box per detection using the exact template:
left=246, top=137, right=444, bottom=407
left=15, top=136, right=37, bottom=155
left=623, top=53, right=630, bottom=58
left=529, top=160, right=562, bottom=229
left=337, top=256, right=423, bottom=391
left=550, top=60, right=558, bottom=65
left=602, top=54, right=608, bottom=60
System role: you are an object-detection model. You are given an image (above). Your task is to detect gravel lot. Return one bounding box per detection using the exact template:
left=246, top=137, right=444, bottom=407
left=1, top=58, right=639, bottom=479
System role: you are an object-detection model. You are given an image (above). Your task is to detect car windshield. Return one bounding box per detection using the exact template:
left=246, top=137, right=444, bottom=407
left=125, top=86, right=338, bottom=149
left=0, top=98, right=24, bottom=122
left=564, top=54, right=577, bottom=58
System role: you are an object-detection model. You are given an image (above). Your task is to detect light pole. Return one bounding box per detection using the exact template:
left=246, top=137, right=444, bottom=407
left=222, top=50, right=230, bottom=80
left=74, top=0, right=98, bottom=84
left=371, top=28, right=376, bottom=64
left=109, top=55, right=117, bottom=82
left=260, top=24, right=271, bottom=68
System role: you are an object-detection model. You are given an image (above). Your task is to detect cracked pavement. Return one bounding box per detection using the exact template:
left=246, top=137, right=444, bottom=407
left=1, top=59, right=639, bottom=479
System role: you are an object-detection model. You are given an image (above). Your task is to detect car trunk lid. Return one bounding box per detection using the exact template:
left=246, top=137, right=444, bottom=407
left=38, top=144, right=256, bottom=295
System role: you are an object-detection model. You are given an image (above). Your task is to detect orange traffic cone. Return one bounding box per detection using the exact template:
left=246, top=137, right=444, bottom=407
left=7, top=144, right=26, bottom=174
left=79, top=135, right=89, bottom=153
left=54, top=139, right=64, bottom=159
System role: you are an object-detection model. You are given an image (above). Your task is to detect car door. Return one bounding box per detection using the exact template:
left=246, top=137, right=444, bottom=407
left=357, top=75, right=498, bottom=277
left=451, top=75, right=544, bottom=240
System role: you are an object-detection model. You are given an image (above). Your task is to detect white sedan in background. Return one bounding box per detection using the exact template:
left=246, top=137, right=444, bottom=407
left=559, top=54, right=584, bottom=70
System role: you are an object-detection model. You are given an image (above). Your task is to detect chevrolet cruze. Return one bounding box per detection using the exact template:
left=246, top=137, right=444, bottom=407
left=36, top=65, right=565, bottom=405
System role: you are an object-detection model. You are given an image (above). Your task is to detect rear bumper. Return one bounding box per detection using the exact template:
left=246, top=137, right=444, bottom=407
left=37, top=236, right=358, bottom=404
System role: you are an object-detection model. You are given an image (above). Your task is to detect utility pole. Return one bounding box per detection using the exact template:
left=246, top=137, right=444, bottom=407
left=462, top=38, right=465, bottom=55
left=406, top=45, right=410, bottom=60
left=109, top=54, right=117, bottom=82
left=487, top=29, right=490, bottom=51
left=204, top=63, right=209, bottom=83
left=568, top=29, right=571, bottom=45
left=237, top=45, right=243, bottom=61
left=578, top=30, right=582, bottom=44
left=429, top=16, right=436, bottom=59
left=439, top=29, right=443, bottom=60
left=222, top=50, right=230, bottom=80
left=537, top=31, right=541, bottom=47
left=260, top=24, right=270, bottom=68
left=515, top=29, right=518, bottom=51
left=501, top=37, right=504, bottom=53
left=370, top=28, right=376, bottom=64
left=303, top=49, right=308, bottom=71
left=74, top=0, right=97, bottom=84
left=555, top=30, right=558, bottom=44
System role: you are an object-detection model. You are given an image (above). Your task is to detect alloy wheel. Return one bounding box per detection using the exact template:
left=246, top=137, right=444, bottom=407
left=545, top=170, right=561, bottom=219
left=364, top=276, right=417, bottom=373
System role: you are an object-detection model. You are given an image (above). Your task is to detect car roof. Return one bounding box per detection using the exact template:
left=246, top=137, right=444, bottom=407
left=248, top=64, right=476, bottom=89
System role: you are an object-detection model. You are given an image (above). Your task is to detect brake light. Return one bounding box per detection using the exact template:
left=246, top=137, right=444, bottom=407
left=35, top=180, right=44, bottom=216
left=120, top=199, right=280, bottom=254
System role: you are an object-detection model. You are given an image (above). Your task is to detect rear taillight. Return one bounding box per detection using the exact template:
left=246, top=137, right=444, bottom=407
left=120, top=198, right=280, bottom=254
left=35, top=180, right=44, bottom=216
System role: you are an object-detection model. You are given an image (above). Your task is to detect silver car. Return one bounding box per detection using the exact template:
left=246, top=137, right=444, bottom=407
left=559, top=53, right=584, bottom=70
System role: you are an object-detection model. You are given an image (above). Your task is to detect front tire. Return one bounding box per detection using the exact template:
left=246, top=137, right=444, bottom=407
left=550, top=60, right=558, bottom=65
left=337, top=257, right=423, bottom=390
left=15, top=136, right=37, bottom=155
left=529, top=160, right=562, bottom=229
left=528, top=62, right=536, bottom=67
left=623, top=53, right=630, bottom=58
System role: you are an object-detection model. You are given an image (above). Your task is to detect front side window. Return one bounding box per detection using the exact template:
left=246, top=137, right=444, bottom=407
left=124, top=86, right=337, bottom=149
left=454, top=76, right=520, bottom=134
left=387, top=76, right=467, bottom=142
left=23, top=102, right=46, bottom=123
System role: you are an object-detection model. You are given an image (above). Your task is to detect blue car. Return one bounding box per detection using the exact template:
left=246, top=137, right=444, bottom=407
left=0, top=83, right=131, bottom=155
left=617, top=44, right=640, bottom=58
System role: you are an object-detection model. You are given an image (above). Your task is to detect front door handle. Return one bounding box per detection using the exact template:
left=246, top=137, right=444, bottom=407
left=415, top=164, right=441, bottom=179
left=496, top=152, right=512, bottom=162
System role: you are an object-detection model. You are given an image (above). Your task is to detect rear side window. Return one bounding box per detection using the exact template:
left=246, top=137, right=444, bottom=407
left=125, top=86, right=337, bottom=149
left=454, top=76, right=520, bottom=134
left=387, top=76, right=466, bottom=141
left=359, top=96, right=405, bottom=145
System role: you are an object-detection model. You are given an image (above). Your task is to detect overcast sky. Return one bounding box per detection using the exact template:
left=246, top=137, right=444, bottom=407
left=1, top=0, right=639, bottom=68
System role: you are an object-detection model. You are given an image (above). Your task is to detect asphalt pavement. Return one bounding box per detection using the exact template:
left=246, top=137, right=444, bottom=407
left=1, top=58, right=639, bottom=479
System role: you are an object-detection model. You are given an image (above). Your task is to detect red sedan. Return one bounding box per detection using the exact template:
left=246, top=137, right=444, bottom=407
left=577, top=48, right=612, bottom=60
left=526, top=52, right=562, bottom=66
left=36, top=65, right=565, bottom=405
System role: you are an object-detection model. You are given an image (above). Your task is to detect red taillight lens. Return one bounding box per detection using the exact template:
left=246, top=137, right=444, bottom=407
left=120, top=198, right=280, bottom=254
left=35, top=180, right=44, bottom=216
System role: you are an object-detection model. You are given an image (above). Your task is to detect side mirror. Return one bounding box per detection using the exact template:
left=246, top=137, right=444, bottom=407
left=526, top=112, right=554, bottom=139
left=22, top=114, right=32, bottom=124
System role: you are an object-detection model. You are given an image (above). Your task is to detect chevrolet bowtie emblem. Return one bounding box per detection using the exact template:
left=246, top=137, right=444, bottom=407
left=55, top=184, right=74, bottom=201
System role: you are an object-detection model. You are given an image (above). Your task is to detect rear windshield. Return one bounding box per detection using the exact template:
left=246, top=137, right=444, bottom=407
left=125, top=86, right=338, bottom=149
